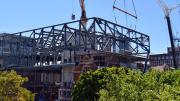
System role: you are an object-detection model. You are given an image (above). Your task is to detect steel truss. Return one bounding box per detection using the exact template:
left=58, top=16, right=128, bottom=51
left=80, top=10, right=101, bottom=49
left=0, top=17, right=150, bottom=70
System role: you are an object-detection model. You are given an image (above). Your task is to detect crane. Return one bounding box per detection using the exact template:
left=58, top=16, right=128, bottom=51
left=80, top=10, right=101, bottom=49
left=79, top=0, right=88, bottom=27
left=156, top=0, right=180, bottom=69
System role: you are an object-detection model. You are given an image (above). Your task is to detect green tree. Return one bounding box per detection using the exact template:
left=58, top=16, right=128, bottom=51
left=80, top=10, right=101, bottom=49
left=72, top=67, right=137, bottom=101
left=0, top=70, right=35, bottom=101
left=99, top=69, right=180, bottom=101
left=99, top=67, right=142, bottom=101
left=72, top=67, right=180, bottom=101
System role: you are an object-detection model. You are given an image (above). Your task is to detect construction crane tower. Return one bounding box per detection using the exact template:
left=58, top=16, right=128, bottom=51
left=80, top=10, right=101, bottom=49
left=79, top=0, right=88, bottom=26
left=157, top=0, right=180, bottom=69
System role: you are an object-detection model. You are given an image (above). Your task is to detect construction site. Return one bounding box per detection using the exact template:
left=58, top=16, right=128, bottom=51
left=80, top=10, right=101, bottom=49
left=0, top=0, right=179, bottom=101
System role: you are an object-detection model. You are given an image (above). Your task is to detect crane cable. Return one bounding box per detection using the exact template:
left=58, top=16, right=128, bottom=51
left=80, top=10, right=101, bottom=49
left=129, top=0, right=138, bottom=30
left=132, top=0, right=138, bottom=21
left=174, top=0, right=180, bottom=43
left=124, top=0, right=128, bottom=27
left=113, top=0, right=118, bottom=24
left=132, top=0, right=138, bottom=22
left=71, top=0, right=76, bottom=20
left=132, top=0, right=138, bottom=30
left=174, top=0, right=180, bottom=46
left=113, top=0, right=138, bottom=28
left=175, top=0, right=180, bottom=16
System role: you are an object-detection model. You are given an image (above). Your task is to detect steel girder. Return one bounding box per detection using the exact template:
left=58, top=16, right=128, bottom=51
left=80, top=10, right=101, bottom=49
left=0, top=17, right=150, bottom=68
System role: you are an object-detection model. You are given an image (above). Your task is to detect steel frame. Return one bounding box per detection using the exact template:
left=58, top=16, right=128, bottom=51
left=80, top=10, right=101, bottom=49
left=0, top=17, right=150, bottom=69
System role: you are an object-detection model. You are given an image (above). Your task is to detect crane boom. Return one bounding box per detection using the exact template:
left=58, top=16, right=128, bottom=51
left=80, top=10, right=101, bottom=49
left=156, top=0, right=169, bottom=16
left=79, top=0, right=87, bottom=26
left=157, top=0, right=180, bottom=16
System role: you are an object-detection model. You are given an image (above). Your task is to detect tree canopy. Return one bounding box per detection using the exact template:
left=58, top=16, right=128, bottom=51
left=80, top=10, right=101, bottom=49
left=0, top=70, right=35, bottom=101
left=72, top=67, right=180, bottom=101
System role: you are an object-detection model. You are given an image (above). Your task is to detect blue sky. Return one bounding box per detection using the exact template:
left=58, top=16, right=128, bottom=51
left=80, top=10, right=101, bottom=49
left=0, top=0, right=179, bottom=54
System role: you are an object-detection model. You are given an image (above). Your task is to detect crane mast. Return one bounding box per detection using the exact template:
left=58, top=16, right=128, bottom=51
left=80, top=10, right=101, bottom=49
left=79, top=0, right=87, bottom=26
left=157, top=0, right=180, bottom=69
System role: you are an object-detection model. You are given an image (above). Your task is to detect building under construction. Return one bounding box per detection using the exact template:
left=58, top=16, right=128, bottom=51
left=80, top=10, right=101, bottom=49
left=150, top=47, right=180, bottom=67
left=0, top=17, right=150, bottom=100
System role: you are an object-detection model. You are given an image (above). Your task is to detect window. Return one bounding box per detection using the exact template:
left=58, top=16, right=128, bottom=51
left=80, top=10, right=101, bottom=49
left=94, top=56, right=105, bottom=66
left=67, top=91, right=71, bottom=97
left=41, top=73, right=46, bottom=82
left=166, top=56, right=169, bottom=59
left=170, top=56, right=173, bottom=59
left=162, top=56, right=164, bottom=59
